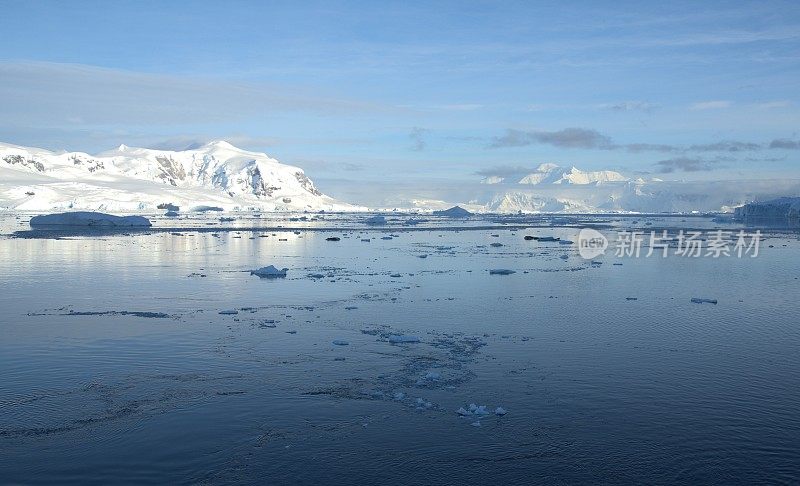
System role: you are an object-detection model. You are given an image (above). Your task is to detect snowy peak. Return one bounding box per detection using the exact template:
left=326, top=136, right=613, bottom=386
left=0, top=140, right=355, bottom=212
left=517, top=164, right=628, bottom=185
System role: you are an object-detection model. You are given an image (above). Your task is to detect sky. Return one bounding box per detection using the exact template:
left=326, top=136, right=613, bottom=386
left=1, top=0, right=799, bottom=204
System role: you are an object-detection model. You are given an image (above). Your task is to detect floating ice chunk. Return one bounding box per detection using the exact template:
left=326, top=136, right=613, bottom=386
left=219, top=310, right=239, bottom=315
left=489, top=269, right=516, bottom=275
left=332, top=340, right=349, bottom=346
left=494, top=407, right=508, bottom=416
left=469, top=403, right=490, bottom=415
left=456, top=407, right=470, bottom=416
left=691, top=298, right=718, bottom=304
left=394, top=392, right=406, bottom=401
left=423, top=371, right=441, bottom=381
left=388, top=335, right=421, bottom=344
left=30, top=211, right=151, bottom=228
left=415, top=397, right=433, bottom=409
left=470, top=421, right=482, bottom=427
left=250, top=265, right=288, bottom=278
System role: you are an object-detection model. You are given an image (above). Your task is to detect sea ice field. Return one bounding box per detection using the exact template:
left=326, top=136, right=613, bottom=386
left=1, top=212, right=799, bottom=484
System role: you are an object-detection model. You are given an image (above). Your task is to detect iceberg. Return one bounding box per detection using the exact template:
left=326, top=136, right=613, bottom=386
left=364, top=215, right=387, bottom=225
left=250, top=265, right=288, bottom=278
left=29, top=211, right=151, bottom=228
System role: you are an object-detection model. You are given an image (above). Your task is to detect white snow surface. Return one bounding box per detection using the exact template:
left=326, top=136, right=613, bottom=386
left=0, top=140, right=361, bottom=212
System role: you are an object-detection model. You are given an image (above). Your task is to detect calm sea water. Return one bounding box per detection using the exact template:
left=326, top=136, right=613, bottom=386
left=1, top=213, right=798, bottom=485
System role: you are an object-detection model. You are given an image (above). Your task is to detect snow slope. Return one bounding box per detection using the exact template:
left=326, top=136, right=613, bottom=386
left=0, top=140, right=360, bottom=212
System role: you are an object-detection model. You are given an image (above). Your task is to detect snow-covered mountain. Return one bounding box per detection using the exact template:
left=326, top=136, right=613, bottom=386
left=517, top=163, right=628, bottom=185
left=0, top=140, right=359, bottom=212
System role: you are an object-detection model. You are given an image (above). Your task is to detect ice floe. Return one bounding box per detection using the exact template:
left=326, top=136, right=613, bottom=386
left=691, top=298, right=718, bottom=304
left=388, top=335, right=421, bottom=344
left=364, top=215, right=387, bottom=225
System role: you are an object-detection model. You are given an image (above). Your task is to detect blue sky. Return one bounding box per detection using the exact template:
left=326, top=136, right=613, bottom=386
left=2, top=0, right=799, bottom=202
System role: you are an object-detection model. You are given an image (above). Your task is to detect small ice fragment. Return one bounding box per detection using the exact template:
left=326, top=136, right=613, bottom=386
left=494, top=407, right=508, bottom=416
left=470, top=421, right=481, bottom=427
left=219, top=310, right=239, bottom=315
left=394, top=392, right=406, bottom=401
left=489, top=269, right=516, bottom=275
left=469, top=403, right=490, bottom=415
left=423, top=371, right=441, bottom=381
left=250, top=265, right=288, bottom=278
left=388, top=335, right=421, bottom=344
left=332, top=340, right=349, bottom=346
left=456, top=407, right=470, bottom=416
left=414, top=397, right=433, bottom=409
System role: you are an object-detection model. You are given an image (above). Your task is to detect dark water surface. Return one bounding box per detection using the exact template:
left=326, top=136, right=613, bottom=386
left=1, top=213, right=798, bottom=484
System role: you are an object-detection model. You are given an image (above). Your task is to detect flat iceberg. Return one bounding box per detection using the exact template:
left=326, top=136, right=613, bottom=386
left=250, top=265, right=288, bottom=278
left=29, top=211, right=151, bottom=227
left=489, top=269, right=516, bottom=275
left=388, top=335, right=421, bottom=344
left=364, top=215, right=387, bottom=225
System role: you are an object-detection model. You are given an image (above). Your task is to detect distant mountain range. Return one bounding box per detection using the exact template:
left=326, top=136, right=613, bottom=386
left=482, top=163, right=630, bottom=186
left=0, top=141, right=358, bottom=212
left=2, top=141, right=798, bottom=214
